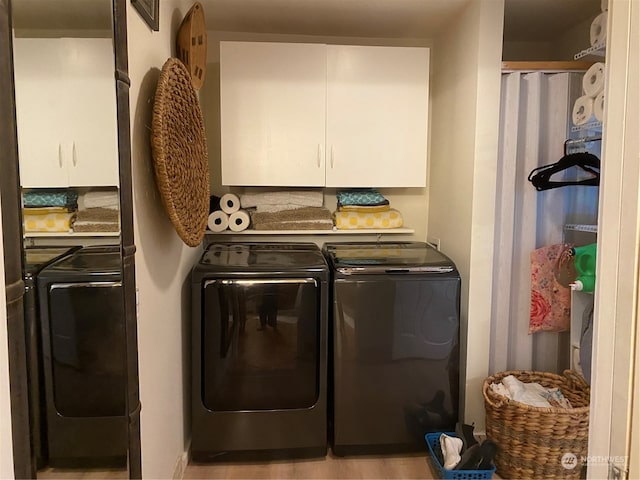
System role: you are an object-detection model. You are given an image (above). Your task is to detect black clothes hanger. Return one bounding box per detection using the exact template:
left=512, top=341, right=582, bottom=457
left=527, top=152, right=600, bottom=191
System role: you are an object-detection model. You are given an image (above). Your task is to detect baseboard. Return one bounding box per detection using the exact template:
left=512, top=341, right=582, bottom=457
left=172, top=443, right=190, bottom=480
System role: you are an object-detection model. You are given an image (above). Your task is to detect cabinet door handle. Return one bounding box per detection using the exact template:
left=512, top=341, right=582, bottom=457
left=331, top=146, right=334, bottom=169
left=317, top=144, right=322, bottom=168
left=72, top=142, right=77, bottom=167
left=58, top=143, right=63, bottom=168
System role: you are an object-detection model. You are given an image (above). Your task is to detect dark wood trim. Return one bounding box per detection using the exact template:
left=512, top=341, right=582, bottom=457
left=0, top=0, right=35, bottom=478
left=113, top=0, right=142, bottom=478
left=2, top=0, right=141, bottom=478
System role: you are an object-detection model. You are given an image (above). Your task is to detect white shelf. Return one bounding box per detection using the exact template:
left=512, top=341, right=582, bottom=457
left=24, top=231, right=120, bottom=237
left=206, top=228, right=415, bottom=235
left=574, top=42, right=606, bottom=60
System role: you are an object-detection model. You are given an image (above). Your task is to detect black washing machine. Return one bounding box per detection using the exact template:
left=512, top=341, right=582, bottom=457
left=191, top=242, right=329, bottom=461
left=24, top=246, right=80, bottom=468
left=323, top=242, right=461, bottom=455
left=37, top=246, right=127, bottom=467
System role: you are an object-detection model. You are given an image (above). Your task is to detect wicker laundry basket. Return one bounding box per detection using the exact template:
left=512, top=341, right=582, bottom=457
left=483, top=370, right=590, bottom=479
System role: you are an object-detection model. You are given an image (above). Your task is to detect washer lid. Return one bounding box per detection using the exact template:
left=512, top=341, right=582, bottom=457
left=324, top=242, right=456, bottom=274
left=199, top=242, right=327, bottom=271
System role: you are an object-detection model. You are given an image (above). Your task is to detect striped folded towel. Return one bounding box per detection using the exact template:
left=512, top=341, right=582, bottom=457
left=240, top=190, right=324, bottom=209
left=250, top=206, right=333, bottom=230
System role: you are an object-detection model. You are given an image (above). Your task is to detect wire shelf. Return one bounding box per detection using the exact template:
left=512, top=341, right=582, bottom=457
left=574, top=43, right=606, bottom=60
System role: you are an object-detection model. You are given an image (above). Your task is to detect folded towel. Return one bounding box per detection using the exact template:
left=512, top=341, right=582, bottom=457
left=336, top=189, right=389, bottom=207
left=23, top=212, right=75, bottom=233
left=82, top=190, right=119, bottom=210
left=240, top=190, right=323, bottom=209
left=338, top=204, right=391, bottom=213
left=76, top=207, right=120, bottom=223
left=23, top=190, right=78, bottom=208
left=23, top=206, right=72, bottom=215
left=250, top=206, right=333, bottom=230
left=251, top=220, right=334, bottom=231
left=255, top=204, right=311, bottom=213
left=334, top=209, right=403, bottom=229
left=73, top=221, right=119, bottom=233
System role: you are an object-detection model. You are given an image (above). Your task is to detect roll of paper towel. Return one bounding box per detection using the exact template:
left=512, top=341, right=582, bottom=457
left=590, top=12, right=607, bottom=46
left=228, top=209, right=251, bottom=232
left=573, top=95, right=595, bottom=126
left=220, top=193, right=241, bottom=214
left=582, top=62, right=605, bottom=98
left=594, top=91, right=605, bottom=122
left=207, top=210, right=229, bottom=232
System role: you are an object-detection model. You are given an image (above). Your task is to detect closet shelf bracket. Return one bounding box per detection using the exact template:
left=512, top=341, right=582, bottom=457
left=574, top=42, right=606, bottom=60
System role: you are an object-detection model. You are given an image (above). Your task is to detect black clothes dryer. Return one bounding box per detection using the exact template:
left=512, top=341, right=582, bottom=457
left=323, top=242, right=461, bottom=456
left=37, top=246, right=127, bottom=467
left=24, top=246, right=80, bottom=468
left=191, top=243, right=329, bottom=461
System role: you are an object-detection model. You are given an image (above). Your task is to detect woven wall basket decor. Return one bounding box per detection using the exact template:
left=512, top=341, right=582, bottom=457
left=151, top=57, right=210, bottom=247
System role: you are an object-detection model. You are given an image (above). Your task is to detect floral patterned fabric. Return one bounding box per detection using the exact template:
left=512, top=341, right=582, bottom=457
left=530, top=244, right=571, bottom=333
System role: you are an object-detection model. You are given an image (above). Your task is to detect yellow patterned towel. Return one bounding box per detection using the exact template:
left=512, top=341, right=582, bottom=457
left=334, top=209, right=403, bottom=229
left=23, top=212, right=75, bottom=233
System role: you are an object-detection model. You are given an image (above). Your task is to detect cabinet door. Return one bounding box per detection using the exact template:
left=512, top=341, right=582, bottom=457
left=326, top=45, right=429, bottom=188
left=220, top=41, right=326, bottom=186
left=63, top=38, right=119, bottom=187
left=13, top=39, right=69, bottom=188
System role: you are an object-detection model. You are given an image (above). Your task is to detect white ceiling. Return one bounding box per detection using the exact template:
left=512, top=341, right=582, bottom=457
left=10, top=0, right=602, bottom=41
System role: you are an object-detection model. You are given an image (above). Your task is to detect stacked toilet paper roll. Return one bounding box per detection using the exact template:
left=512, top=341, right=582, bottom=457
left=583, top=62, right=605, bottom=98
left=590, top=11, right=607, bottom=46
left=573, top=62, right=605, bottom=126
left=594, top=91, right=605, bottom=122
left=207, top=193, right=251, bottom=232
left=572, top=96, right=595, bottom=126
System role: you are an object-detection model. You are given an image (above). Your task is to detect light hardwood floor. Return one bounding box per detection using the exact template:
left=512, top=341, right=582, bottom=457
left=184, top=452, right=440, bottom=480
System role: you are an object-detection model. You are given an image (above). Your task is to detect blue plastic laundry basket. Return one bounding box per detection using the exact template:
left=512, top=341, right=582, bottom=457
left=425, top=432, right=496, bottom=480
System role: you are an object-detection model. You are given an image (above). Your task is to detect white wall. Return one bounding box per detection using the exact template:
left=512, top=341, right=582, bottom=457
left=126, top=2, right=202, bottom=478
left=428, top=0, right=504, bottom=429
left=0, top=196, right=15, bottom=479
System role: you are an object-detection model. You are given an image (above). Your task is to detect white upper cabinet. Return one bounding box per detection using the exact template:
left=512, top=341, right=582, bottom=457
left=220, top=42, right=327, bottom=186
left=326, top=45, right=429, bottom=188
left=220, top=41, right=429, bottom=188
left=13, top=37, right=119, bottom=188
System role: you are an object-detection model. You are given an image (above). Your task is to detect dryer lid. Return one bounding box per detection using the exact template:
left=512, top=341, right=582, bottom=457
left=42, top=246, right=121, bottom=275
left=24, top=246, right=79, bottom=274
left=198, top=242, right=327, bottom=271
